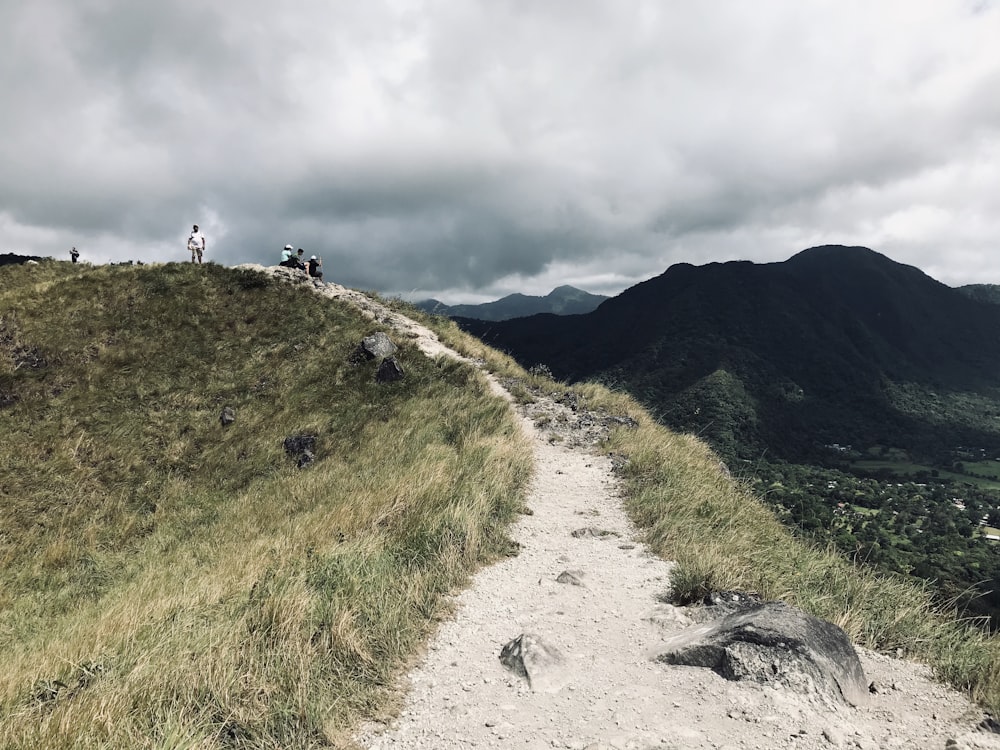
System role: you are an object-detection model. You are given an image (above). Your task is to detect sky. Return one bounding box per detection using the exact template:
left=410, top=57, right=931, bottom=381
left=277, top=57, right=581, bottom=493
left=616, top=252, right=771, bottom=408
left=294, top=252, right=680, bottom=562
left=2, top=1, right=999, bottom=303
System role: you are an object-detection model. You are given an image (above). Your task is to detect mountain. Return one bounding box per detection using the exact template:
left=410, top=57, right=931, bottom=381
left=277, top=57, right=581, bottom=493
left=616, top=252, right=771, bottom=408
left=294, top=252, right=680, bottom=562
left=414, top=285, right=608, bottom=321
left=959, top=283, right=1000, bottom=305
left=458, top=245, right=1000, bottom=462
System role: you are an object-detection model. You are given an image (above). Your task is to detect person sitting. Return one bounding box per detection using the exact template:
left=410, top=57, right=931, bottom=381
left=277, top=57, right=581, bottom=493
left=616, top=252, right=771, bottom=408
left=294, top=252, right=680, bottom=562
left=295, top=248, right=307, bottom=270
left=279, top=244, right=298, bottom=268
left=307, top=255, right=324, bottom=282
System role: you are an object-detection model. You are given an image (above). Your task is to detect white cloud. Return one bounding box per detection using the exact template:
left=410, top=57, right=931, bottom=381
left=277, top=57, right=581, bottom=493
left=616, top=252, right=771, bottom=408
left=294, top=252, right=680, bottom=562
left=1, top=1, right=999, bottom=299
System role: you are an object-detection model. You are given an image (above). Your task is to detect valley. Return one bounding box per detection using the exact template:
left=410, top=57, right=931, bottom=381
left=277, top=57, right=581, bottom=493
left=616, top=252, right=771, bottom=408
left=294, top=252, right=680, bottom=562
left=454, top=245, right=1000, bottom=625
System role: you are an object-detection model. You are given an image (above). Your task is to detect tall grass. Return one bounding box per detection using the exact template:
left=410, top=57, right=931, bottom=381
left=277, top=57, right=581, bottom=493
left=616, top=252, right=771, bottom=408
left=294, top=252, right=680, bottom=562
left=0, top=262, right=531, bottom=748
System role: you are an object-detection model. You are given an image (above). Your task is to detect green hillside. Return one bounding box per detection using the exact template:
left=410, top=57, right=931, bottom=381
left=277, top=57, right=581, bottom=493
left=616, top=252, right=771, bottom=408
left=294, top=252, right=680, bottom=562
left=0, top=261, right=532, bottom=748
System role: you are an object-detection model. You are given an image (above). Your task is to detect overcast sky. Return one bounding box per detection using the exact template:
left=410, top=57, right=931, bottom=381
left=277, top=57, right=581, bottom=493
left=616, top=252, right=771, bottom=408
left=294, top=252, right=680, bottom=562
left=2, top=1, right=999, bottom=302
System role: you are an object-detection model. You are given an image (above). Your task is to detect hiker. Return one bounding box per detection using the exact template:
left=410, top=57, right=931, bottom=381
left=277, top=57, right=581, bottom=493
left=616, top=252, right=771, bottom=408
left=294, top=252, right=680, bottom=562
left=307, top=255, right=324, bottom=282
left=295, top=248, right=307, bottom=270
left=280, top=244, right=295, bottom=267
left=70, top=247, right=79, bottom=263
left=187, top=224, right=206, bottom=264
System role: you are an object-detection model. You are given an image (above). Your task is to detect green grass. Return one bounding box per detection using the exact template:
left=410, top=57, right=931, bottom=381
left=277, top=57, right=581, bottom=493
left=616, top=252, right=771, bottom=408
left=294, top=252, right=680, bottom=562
left=0, top=262, right=532, bottom=748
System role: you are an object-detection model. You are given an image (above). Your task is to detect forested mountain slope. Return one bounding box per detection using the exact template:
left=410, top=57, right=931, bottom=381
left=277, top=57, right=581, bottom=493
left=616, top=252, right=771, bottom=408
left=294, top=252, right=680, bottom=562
left=460, top=245, right=1000, bottom=462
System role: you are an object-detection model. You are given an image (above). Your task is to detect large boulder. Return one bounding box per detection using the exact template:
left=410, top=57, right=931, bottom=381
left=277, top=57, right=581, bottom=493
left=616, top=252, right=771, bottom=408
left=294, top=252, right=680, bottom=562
left=353, top=332, right=397, bottom=362
left=653, top=601, right=868, bottom=707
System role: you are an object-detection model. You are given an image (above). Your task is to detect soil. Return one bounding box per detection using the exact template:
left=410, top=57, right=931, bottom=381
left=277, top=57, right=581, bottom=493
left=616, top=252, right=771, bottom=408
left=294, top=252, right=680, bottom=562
left=240, top=266, right=1000, bottom=750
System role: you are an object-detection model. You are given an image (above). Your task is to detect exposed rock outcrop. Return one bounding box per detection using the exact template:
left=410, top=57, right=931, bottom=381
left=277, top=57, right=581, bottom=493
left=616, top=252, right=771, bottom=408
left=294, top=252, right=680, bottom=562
left=654, top=601, right=868, bottom=707
left=352, top=332, right=397, bottom=362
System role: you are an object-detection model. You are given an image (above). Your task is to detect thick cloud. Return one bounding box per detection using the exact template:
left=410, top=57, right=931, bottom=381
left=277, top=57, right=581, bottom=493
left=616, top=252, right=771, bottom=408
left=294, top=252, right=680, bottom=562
left=2, top=1, right=998, bottom=300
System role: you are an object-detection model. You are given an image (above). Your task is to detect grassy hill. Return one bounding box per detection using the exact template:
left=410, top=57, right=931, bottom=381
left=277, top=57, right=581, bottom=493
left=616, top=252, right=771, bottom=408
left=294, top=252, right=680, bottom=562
left=6, top=260, right=1000, bottom=747
left=0, top=261, right=532, bottom=748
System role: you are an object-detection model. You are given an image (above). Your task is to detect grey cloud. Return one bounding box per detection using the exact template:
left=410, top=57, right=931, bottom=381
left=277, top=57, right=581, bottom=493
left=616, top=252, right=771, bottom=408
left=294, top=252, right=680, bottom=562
left=2, top=1, right=1000, bottom=300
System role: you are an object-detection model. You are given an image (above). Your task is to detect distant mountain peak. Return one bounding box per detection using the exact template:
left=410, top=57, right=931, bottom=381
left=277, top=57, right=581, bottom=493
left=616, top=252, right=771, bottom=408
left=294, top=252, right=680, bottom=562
left=413, top=285, right=608, bottom=321
left=787, top=245, right=884, bottom=264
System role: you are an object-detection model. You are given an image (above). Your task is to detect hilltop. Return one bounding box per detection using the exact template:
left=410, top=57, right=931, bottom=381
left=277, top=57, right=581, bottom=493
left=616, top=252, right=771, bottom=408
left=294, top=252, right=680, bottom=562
left=0, top=260, right=532, bottom=747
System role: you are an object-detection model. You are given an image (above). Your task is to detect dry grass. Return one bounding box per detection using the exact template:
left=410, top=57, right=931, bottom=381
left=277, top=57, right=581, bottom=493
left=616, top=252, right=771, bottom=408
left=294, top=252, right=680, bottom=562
left=0, top=262, right=532, bottom=748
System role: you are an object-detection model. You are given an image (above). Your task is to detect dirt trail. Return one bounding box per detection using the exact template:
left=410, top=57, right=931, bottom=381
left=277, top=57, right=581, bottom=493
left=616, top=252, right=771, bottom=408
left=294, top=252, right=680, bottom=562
left=240, top=267, right=1000, bottom=750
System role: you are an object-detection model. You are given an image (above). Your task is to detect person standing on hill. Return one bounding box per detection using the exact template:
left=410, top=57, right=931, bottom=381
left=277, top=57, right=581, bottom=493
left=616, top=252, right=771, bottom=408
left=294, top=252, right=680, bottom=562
left=70, top=247, right=79, bottom=263
left=188, top=224, right=206, bottom=264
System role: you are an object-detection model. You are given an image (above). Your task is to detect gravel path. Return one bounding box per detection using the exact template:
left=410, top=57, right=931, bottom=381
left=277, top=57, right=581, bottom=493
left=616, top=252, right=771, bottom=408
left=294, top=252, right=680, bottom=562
left=239, top=266, right=1000, bottom=750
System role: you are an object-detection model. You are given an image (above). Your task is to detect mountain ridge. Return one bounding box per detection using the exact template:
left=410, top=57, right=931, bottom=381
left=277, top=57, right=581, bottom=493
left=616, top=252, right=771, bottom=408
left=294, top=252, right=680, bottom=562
left=414, top=284, right=607, bottom=321
left=457, top=245, right=1000, bottom=461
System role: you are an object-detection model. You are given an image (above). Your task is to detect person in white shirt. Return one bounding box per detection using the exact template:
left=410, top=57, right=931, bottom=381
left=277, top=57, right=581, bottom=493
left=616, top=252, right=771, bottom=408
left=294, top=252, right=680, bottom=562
left=188, top=225, right=206, bottom=264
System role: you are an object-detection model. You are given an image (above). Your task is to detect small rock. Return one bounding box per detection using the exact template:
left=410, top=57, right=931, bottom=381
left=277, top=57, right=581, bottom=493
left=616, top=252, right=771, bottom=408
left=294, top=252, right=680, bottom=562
left=499, top=633, right=568, bottom=693
left=556, top=570, right=586, bottom=586
left=283, top=433, right=317, bottom=468
left=655, top=601, right=868, bottom=707
left=352, top=331, right=397, bottom=362
left=376, top=356, right=405, bottom=383
left=570, top=527, right=619, bottom=539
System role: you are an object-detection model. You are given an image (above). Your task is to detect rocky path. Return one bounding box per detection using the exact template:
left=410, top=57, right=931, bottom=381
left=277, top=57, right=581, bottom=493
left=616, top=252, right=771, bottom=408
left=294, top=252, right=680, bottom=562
left=240, top=267, right=1000, bottom=750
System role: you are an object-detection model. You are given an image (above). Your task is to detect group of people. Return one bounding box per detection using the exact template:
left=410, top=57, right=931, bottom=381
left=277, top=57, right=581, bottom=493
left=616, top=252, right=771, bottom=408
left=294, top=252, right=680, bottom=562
left=279, top=244, right=324, bottom=281
left=183, top=225, right=325, bottom=283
